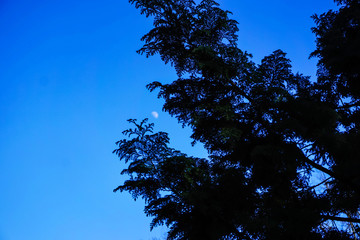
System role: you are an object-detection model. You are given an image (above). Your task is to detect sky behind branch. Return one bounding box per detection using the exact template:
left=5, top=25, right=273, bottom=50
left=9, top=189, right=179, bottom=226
left=0, top=0, right=337, bottom=239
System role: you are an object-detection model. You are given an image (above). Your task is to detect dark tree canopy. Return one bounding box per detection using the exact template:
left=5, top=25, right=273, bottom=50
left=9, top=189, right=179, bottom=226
left=114, top=0, right=360, bottom=239
left=312, top=0, right=360, bottom=98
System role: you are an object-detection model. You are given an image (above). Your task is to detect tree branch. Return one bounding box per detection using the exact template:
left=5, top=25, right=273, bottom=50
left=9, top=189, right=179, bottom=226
left=308, top=177, right=332, bottom=190
left=301, top=155, right=336, bottom=179
left=298, top=149, right=360, bottom=192
left=321, top=215, right=360, bottom=224
left=228, top=80, right=254, bottom=104
left=336, top=101, right=360, bottom=110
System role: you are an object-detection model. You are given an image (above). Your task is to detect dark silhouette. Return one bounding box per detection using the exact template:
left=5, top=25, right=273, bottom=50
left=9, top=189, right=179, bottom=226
left=114, top=0, right=360, bottom=239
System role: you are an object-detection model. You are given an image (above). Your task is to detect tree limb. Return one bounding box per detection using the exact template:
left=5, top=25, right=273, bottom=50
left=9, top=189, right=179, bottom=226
left=321, top=215, right=360, bottom=224
left=299, top=149, right=360, bottom=192
left=336, top=101, right=360, bottom=110
left=308, top=177, right=332, bottom=190
left=301, top=155, right=336, bottom=179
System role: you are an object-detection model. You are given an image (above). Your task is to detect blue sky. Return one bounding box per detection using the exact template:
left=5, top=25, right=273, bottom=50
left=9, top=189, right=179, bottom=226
left=0, top=0, right=337, bottom=239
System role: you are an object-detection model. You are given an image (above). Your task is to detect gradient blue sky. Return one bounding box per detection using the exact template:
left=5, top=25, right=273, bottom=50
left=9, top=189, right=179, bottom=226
left=1, top=0, right=337, bottom=239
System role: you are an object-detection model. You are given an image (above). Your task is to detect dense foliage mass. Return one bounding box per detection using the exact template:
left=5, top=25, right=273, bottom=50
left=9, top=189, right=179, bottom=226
left=113, top=0, right=360, bottom=239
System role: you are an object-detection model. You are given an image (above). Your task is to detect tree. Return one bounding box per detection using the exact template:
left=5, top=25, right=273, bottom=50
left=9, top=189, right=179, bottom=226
left=113, top=0, right=360, bottom=239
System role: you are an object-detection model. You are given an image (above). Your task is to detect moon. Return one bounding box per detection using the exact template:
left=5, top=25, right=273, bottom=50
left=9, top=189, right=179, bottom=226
left=151, top=111, right=159, bottom=119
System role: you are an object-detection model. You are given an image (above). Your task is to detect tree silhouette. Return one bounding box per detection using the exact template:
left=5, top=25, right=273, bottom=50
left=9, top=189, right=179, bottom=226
left=114, top=0, right=360, bottom=239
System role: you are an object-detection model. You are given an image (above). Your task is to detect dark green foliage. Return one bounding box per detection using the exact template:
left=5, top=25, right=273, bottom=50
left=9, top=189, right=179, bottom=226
left=114, top=0, right=360, bottom=239
left=114, top=119, right=253, bottom=239
left=311, top=0, right=360, bottom=98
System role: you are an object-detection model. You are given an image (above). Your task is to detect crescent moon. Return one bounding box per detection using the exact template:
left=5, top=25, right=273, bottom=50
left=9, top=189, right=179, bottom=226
left=151, top=111, right=159, bottom=119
